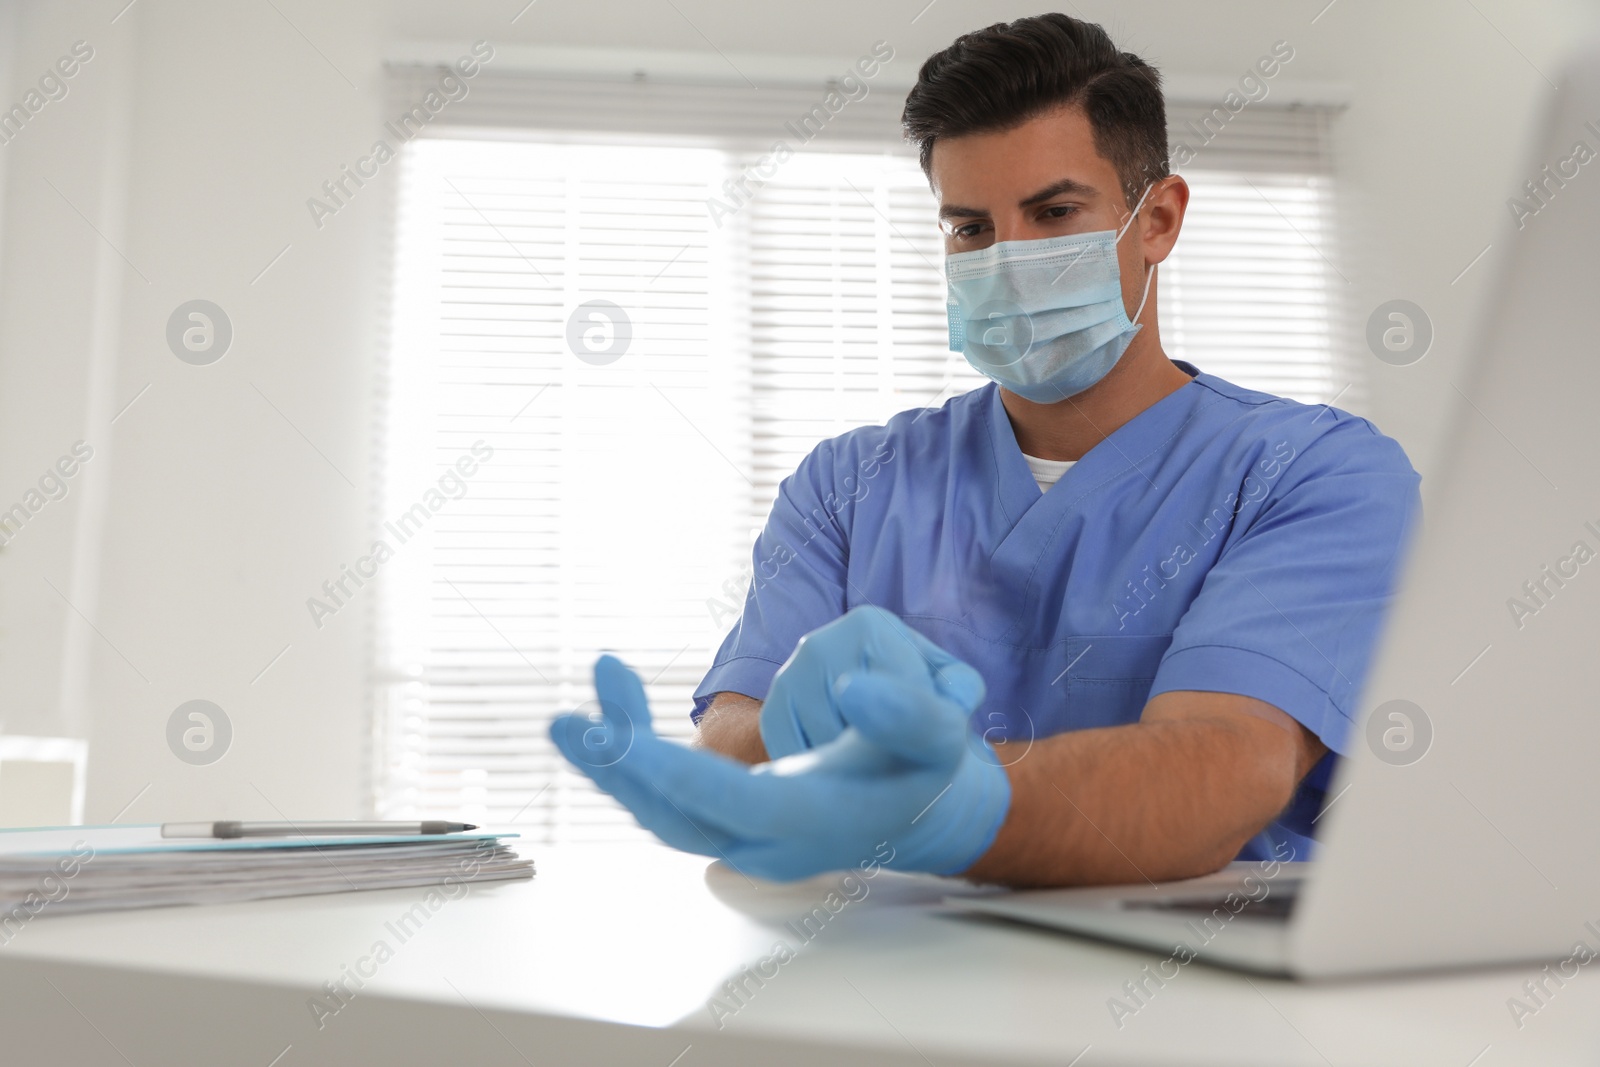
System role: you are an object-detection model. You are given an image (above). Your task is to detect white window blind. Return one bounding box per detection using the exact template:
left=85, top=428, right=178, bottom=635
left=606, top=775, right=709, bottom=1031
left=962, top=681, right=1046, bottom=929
left=743, top=151, right=979, bottom=518
left=373, top=68, right=1348, bottom=840
left=376, top=140, right=752, bottom=839
left=1160, top=101, right=1350, bottom=401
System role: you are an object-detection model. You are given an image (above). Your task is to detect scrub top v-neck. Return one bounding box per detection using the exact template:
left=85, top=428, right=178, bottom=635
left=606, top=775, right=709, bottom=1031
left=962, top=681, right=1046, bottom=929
left=694, top=360, right=1421, bottom=860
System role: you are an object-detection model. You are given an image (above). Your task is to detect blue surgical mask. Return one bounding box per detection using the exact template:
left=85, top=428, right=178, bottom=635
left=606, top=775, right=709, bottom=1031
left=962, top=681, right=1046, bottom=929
left=946, top=197, right=1155, bottom=404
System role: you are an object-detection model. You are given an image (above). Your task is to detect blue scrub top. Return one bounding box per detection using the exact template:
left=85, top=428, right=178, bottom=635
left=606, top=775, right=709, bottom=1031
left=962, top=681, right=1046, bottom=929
left=693, top=362, right=1421, bottom=861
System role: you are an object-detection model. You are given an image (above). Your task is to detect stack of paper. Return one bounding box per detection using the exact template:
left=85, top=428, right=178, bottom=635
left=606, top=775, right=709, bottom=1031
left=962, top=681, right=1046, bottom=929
left=0, top=826, right=533, bottom=919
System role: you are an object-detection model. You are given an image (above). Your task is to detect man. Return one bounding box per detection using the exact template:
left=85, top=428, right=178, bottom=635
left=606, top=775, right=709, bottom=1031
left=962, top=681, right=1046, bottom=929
left=552, top=13, right=1419, bottom=888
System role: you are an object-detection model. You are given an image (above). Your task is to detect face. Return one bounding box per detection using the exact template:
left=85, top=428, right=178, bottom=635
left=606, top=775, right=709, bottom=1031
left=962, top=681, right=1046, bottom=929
left=929, top=104, right=1188, bottom=317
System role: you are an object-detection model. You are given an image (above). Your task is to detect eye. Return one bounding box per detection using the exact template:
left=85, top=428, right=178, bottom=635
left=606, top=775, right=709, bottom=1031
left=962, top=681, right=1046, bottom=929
left=940, top=219, right=992, bottom=241
left=1042, top=204, right=1079, bottom=221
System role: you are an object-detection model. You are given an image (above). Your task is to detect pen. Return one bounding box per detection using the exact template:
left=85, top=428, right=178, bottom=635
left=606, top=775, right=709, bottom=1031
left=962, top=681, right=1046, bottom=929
left=160, top=820, right=479, bottom=839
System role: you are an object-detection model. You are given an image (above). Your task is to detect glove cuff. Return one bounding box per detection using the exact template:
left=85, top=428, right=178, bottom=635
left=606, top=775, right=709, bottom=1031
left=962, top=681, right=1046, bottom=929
left=889, top=742, right=1013, bottom=877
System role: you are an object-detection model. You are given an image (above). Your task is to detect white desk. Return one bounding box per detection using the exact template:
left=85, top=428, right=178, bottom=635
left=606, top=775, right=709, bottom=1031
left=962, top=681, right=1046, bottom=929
left=1, top=842, right=1596, bottom=1065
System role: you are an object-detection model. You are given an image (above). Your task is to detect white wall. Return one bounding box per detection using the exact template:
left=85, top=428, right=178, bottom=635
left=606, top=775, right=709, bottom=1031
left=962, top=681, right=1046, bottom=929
left=0, top=0, right=1591, bottom=822
left=1318, top=0, right=1600, bottom=476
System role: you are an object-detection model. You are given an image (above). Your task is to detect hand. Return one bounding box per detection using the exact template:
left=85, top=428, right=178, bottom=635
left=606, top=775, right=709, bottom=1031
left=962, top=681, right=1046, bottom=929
left=550, top=653, right=1011, bottom=881
left=760, top=605, right=988, bottom=760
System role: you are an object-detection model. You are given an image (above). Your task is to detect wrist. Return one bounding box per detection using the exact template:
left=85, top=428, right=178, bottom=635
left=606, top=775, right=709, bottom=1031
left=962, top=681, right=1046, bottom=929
left=887, top=743, right=1013, bottom=876
left=697, top=697, right=770, bottom=764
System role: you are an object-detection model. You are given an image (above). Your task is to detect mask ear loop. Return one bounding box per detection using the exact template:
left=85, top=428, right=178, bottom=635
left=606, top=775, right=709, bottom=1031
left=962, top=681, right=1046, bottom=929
left=1130, top=262, right=1157, bottom=327
left=1117, top=181, right=1159, bottom=327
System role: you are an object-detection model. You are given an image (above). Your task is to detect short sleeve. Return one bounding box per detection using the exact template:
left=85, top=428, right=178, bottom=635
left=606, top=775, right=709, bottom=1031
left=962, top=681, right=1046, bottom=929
left=1147, top=417, right=1422, bottom=754
left=691, top=437, right=853, bottom=721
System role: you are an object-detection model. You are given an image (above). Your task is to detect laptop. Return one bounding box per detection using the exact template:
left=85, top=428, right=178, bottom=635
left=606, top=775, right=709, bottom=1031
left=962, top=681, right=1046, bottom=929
left=951, top=42, right=1600, bottom=979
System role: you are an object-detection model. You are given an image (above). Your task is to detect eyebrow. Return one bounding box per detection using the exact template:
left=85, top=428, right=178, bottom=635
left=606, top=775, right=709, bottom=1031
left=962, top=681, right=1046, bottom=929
left=937, top=176, right=1101, bottom=220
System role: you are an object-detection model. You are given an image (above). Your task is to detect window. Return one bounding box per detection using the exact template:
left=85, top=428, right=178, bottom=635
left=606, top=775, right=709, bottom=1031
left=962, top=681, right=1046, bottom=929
left=372, top=69, right=1348, bottom=840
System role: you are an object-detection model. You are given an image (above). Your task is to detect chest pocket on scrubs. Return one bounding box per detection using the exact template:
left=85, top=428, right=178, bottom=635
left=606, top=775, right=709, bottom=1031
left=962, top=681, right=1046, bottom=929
left=1061, top=634, right=1174, bottom=729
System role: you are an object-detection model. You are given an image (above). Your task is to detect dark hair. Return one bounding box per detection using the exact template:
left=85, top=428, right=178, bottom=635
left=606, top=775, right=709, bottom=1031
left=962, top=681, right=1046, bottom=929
left=901, top=13, right=1169, bottom=209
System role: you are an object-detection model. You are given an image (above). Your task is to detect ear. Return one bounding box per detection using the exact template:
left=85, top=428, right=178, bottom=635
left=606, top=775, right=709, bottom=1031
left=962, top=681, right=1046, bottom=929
left=1140, top=175, right=1190, bottom=265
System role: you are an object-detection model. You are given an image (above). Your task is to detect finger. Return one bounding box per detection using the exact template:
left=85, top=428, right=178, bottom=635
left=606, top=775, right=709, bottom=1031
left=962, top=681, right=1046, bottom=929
left=583, top=655, right=806, bottom=847
left=846, top=607, right=987, bottom=713
left=594, top=653, right=658, bottom=738
left=758, top=689, right=809, bottom=760
left=853, top=605, right=943, bottom=682
left=587, top=726, right=804, bottom=842
left=549, top=656, right=646, bottom=774
left=549, top=715, right=736, bottom=857
left=765, top=613, right=889, bottom=754
left=831, top=671, right=968, bottom=767
left=779, top=607, right=967, bottom=747
left=893, top=627, right=987, bottom=712
left=934, top=661, right=986, bottom=712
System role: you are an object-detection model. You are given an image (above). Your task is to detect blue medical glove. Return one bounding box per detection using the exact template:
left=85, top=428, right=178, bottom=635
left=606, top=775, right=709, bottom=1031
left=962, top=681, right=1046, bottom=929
left=759, top=605, right=988, bottom=760
left=551, top=653, right=1011, bottom=881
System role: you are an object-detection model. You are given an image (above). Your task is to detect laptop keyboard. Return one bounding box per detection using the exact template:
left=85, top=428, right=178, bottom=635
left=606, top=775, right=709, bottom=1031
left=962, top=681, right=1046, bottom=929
left=1118, top=877, right=1302, bottom=920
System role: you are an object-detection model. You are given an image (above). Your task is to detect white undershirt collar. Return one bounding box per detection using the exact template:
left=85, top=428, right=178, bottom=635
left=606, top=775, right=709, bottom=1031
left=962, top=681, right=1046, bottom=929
left=1021, top=452, right=1076, bottom=492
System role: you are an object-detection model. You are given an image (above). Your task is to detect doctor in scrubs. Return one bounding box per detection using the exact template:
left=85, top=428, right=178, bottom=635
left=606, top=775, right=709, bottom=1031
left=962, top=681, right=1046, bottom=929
left=552, top=13, right=1420, bottom=887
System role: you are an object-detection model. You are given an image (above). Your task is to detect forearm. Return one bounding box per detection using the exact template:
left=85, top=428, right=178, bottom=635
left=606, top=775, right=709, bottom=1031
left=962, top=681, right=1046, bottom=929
left=694, top=693, right=769, bottom=764
left=961, top=709, right=1305, bottom=888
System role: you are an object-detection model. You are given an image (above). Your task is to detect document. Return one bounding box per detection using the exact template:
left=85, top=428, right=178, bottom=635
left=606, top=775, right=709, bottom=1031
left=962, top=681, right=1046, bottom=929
left=0, top=825, right=533, bottom=916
